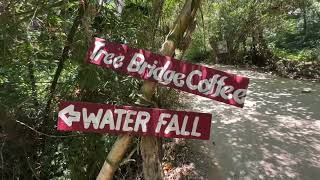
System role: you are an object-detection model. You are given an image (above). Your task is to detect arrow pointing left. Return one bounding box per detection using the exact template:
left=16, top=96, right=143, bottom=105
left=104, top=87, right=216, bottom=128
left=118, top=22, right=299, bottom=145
left=58, top=104, right=81, bottom=127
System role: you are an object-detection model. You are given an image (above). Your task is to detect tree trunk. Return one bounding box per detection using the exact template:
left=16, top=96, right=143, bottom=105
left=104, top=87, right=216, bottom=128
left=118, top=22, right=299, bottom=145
left=177, top=19, right=197, bottom=60
left=96, top=135, right=133, bottom=180
left=140, top=1, right=201, bottom=180
left=150, top=0, right=165, bottom=48
left=140, top=136, right=163, bottom=180
left=302, top=3, right=308, bottom=36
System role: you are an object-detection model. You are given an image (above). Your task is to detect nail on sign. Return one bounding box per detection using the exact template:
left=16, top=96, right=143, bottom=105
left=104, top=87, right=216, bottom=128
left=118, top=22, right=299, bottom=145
left=86, top=38, right=250, bottom=108
left=57, top=101, right=212, bottom=140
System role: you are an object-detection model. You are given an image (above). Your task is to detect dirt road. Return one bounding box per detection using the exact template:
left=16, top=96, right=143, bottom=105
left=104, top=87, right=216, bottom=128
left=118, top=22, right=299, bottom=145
left=182, top=65, right=320, bottom=180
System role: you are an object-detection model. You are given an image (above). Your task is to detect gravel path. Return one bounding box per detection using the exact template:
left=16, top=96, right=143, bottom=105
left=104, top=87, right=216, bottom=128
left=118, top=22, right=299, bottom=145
left=182, top=65, right=320, bottom=180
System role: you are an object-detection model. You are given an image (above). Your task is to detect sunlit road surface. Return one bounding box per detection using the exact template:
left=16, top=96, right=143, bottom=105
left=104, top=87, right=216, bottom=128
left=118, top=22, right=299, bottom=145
left=182, top=65, right=320, bottom=180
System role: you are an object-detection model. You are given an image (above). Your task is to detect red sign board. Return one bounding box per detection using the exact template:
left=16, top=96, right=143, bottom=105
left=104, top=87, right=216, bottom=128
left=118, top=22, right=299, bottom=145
left=86, top=38, right=250, bottom=108
left=57, top=101, right=212, bottom=140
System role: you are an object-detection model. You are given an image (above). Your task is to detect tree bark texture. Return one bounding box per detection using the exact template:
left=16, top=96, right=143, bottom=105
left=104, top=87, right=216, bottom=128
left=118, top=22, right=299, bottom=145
left=96, top=135, right=133, bottom=180
left=150, top=0, right=165, bottom=48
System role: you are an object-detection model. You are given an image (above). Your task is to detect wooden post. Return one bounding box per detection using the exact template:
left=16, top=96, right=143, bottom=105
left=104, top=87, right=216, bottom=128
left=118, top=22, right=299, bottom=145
left=140, top=1, right=202, bottom=180
left=97, top=135, right=133, bottom=180
left=96, top=1, right=202, bottom=179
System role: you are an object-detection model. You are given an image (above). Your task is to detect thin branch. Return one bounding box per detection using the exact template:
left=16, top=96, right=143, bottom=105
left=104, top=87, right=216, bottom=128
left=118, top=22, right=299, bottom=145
left=16, top=88, right=48, bottom=109
left=14, top=0, right=77, bottom=17
left=43, top=0, right=88, bottom=127
left=26, top=7, right=39, bottom=107
left=26, top=7, right=38, bottom=30
left=1, top=138, right=6, bottom=180
left=120, top=145, right=138, bottom=166
left=24, top=150, right=40, bottom=180
left=5, top=81, right=73, bottom=85
left=15, top=119, right=85, bottom=138
left=15, top=1, right=76, bottom=24
left=199, top=4, right=206, bottom=52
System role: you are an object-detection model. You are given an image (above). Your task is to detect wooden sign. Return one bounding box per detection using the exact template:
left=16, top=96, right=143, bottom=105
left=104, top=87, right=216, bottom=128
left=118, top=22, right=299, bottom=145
left=57, top=101, right=212, bottom=140
left=86, top=38, right=250, bottom=108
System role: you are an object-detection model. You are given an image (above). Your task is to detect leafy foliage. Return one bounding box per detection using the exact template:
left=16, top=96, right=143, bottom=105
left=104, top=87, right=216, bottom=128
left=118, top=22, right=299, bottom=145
left=1, top=0, right=320, bottom=179
left=186, top=0, right=320, bottom=69
left=0, top=0, right=180, bottom=179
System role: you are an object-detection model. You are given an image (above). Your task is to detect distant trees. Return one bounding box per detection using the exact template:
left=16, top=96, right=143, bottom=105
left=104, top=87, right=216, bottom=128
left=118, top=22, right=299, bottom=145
left=186, top=0, right=320, bottom=66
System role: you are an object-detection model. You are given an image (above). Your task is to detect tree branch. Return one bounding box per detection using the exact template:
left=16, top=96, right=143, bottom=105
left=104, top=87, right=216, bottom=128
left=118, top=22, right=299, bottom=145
left=1, top=137, right=6, bottom=180
left=14, top=0, right=77, bottom=17
left=15, top=119, right=85, bottom=138
left=43, top=0, right=88, bottom=127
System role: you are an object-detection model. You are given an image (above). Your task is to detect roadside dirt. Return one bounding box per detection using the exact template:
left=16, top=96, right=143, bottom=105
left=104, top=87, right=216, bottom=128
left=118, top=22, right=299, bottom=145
left=163, top=138, right=225, bottom=180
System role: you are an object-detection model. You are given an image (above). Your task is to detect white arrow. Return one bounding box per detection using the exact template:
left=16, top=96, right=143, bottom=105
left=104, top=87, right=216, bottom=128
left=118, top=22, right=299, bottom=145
left=58, top=104, right=81, bottom=127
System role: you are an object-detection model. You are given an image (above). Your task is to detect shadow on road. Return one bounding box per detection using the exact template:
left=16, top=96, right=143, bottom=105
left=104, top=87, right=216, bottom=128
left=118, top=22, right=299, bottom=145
left=181, top=65, right=320, bottom=180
